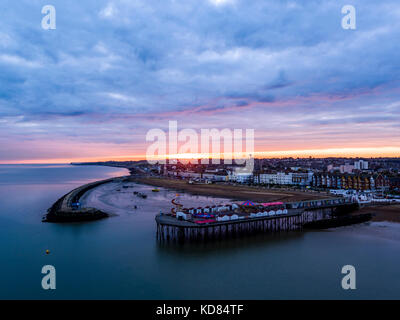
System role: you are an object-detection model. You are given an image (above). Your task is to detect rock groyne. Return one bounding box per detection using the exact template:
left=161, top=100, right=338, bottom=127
left=43, top=176, right=128, bottom=222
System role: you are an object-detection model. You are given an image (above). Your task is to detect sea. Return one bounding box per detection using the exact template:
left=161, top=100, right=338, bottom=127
left=0, top=164, right=399, bottom=299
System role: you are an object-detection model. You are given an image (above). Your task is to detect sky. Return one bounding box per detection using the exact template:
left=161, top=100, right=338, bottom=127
left=0, top=0, right=399, bottom=163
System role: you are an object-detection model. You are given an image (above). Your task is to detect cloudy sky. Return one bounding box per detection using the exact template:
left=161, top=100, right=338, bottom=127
left=0, top=0, right=399, bottom=163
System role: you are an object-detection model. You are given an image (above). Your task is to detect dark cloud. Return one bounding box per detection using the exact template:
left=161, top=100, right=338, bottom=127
left=0, top=0, right=400, bottom=160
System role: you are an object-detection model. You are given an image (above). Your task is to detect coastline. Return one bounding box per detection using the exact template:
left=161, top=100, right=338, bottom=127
left=46, top=173, right=400, bottom=224
left=133, top=177, right=400, bottom=223
left=133, top=176, right=335, bottom=203
left=358, top=204, right=400, bottom=223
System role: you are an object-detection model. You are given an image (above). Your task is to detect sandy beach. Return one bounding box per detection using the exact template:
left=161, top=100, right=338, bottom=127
left=132, top=176, right=400, bottom=222
left=133, top=176, right=334, bottom=202
left=358, top=204, right=400, bottom=223
left=80, top=180, right=240, bottom=217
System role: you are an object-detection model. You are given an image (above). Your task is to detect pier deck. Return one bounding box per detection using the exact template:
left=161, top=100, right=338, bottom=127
left=156, top=209, right=304, bottom=228
left=155, top=200, right=359, bottom=242
left=156, top=209, right=309, bottom=242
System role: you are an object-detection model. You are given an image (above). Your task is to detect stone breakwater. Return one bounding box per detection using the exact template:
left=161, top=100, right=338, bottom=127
left=43, top=176, right=129, bottom=222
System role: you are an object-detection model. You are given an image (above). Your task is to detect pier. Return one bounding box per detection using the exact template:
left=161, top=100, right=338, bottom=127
left=156, top=210, right=305, bottom=242
left=155, top=198, right=359, bottom=243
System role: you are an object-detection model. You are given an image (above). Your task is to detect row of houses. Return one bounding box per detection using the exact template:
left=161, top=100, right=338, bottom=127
left=165, top=170, right=228, bottom=182
left=187, top=204, right=240, bottom=215
left=165, top=169, right=395, bottom=191
left=176, top=207, right=289, bottom=222
left=165, top=168, right=313, bottom=185
left=216, top=209, right=289, bottom=221
left=255, top=172, right=313, bottom=186
left=311, top=174, right=390, bottom=190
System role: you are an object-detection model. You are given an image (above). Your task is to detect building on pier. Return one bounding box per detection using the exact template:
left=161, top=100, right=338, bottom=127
left=157, top=197, right=356, bottom=243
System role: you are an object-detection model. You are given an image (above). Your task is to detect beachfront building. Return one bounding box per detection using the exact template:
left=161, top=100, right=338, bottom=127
left=254, top=172, right=292, bottom=185
left=254, top=172, right=278, bottom=184
left=175, top=170, right=229, bottom=182
left=254, top=171, right=313, bottom=186
left=312, top=173, right=389, bottom=191
left=228, top=171, right=253, bottom=183
left=291, top=172, right=314, bottom=186
left=203, top=172, right=229, bottom=182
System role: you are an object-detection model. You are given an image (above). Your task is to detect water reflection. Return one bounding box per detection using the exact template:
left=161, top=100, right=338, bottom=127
left=156, top=230, right=305, bottom=254
left=1, top=165, right=400, bottom=299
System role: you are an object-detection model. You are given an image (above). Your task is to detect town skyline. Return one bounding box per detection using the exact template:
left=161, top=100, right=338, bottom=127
left=3, top=152, right=400, bottom=165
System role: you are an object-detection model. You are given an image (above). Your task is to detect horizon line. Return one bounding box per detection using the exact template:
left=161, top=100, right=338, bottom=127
left=2, top=146, right=400, bottom=164
left=2, top=156, right=400, bottom=166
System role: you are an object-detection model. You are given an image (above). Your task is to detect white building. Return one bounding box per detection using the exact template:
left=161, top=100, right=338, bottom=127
left=255, top=173, right=279, bottom=184
left=354, top=160, right=369, bottom=170
left=340, top=164, right=354, bottom=174
left=179, top=171, right=228, bottom=182
left=277, top=172, right=293, bottom=184
left=229, top=172, right=253, bottom=183
left=292, top=172, right=314, bottom=186
left=255, top=172, right=292, bottom=185
left=254, top=172, right=313, bottom=186
left=176, top=212, right=190, bottom=220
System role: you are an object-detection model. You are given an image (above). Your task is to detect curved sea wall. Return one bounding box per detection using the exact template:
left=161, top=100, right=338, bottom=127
left=44, top=176, right=129, bottom=222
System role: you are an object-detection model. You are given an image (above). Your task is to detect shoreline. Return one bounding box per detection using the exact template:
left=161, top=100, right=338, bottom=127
left=134, top=176, right=400, bottom=223
left=358, top=204, right=400, bottom=223
left=46, top=173, right=400, bottom=224
left=133, top=176, right=335, bottom=203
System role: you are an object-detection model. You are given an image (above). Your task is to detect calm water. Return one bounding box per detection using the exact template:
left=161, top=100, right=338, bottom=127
left=0, top=164, right=400, bottom=299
